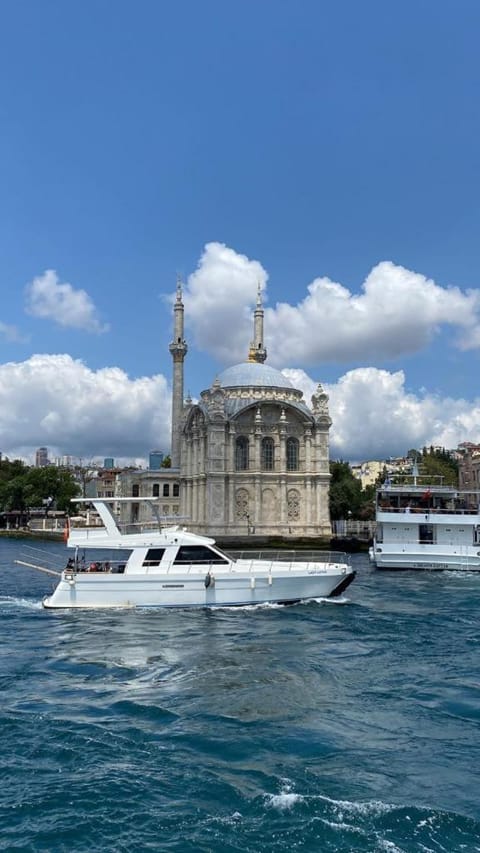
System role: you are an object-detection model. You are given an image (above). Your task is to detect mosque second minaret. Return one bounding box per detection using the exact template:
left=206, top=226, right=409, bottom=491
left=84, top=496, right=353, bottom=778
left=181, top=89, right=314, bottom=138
left=248, top=283, right=267, bottom=364
left=169, top=277, right=188, bottom=468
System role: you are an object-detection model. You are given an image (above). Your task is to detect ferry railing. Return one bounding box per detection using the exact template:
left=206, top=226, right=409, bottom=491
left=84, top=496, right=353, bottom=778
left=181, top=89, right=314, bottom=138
left=377, top=506, right=480, bottom=515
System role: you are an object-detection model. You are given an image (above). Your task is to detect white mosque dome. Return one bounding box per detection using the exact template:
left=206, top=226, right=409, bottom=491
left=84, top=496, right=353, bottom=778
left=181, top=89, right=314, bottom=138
left=217, top=362, right=294, bottom=389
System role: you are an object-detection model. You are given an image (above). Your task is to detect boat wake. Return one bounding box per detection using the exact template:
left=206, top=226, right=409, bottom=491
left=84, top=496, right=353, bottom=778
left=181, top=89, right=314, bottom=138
left=260, top=781, right=480, bottom=852
left=0, top=595, right=43, bottom=611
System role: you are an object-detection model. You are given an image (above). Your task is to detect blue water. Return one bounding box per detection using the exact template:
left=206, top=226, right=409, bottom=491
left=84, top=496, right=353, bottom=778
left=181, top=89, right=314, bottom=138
left=1, top=538, right=480, bottom=852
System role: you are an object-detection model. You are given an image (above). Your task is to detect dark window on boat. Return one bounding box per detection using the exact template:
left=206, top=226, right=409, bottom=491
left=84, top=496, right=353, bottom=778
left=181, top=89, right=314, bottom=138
left=235, top=436, right=249, bottom=470
left=261, top=437, right=274, bottom=470
left=132, top=484, right=139, bottom=497
left=143, top=548, right=166, bottom=566
left=173, top=483, right=179, bottom=497
left=163, top=484, right=170, bottom=497
left=174, top=545, right=229, bottom=564
left=419, top=524, right=435, bottom=544
left=286, top=437, right=299, bottom=471
left=152, top=483, right=160, bottom=497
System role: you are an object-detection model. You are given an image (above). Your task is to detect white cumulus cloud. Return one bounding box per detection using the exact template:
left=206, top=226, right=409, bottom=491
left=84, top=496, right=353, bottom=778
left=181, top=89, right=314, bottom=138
left=283, top=366, right=480, bottom=460
left=181, top=242, right=268, bottom=363
left=266, top=261, right=480, bottom=365
left=179, top=245, right=480, bottom=366
left=0, top=354, right=171, bottom=461
left=25, top=270, right=109, bottom=333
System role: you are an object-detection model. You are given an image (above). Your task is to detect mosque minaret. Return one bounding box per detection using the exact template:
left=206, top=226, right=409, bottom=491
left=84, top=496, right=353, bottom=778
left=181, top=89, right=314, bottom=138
left=248, top=283, right=267, bottom=364
left=168, top=277, right=188, bottom=469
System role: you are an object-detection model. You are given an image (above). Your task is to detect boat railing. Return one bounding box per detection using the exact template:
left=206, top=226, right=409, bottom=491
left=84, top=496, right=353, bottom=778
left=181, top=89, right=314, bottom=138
left=378, top=506, right=480, bottom=515
left=62, top=552, right=350, bottom=575
left=227, top=549, right=350, bottom=565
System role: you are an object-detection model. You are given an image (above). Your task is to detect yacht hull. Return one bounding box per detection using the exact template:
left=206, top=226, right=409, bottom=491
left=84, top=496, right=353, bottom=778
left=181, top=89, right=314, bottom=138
left=43, top=567, right=355, bottom=609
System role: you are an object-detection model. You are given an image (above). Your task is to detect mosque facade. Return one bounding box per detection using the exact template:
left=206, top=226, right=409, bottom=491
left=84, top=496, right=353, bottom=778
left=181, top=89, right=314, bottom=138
left=117, top=282, right=333, bottom=537
left=173, top=283, right=333, bottom=538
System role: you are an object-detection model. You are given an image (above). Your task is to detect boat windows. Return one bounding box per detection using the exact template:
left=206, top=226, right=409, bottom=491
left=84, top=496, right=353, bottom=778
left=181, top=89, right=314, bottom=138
left=73, top=548, right=132, bottom=573
left=173, top=545, right=229, bottom=564
left=143, top=548, right=166, bottom=567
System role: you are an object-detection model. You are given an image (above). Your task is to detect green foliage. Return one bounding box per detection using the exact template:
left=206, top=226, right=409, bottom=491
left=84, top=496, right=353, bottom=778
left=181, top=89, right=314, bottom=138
left=161, top=455, right=172, bottom=468
left=406, top=448, right=422, bottom=461
left=417, top=447, right=458, bottom=486
left=329, top=461, right=377, bottom=520
left=0, top=462, right=80, bottom=513
left=329, top=461, right=361, bottom=520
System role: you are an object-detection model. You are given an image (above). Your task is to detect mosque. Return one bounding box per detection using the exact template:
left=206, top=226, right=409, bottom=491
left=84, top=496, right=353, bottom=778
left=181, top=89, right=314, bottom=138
left=119, top=281, right=333, bottom=538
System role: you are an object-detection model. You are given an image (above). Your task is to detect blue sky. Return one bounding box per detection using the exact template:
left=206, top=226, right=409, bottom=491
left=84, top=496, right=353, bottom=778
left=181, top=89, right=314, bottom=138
left=1, top=0, right=480, bottom=464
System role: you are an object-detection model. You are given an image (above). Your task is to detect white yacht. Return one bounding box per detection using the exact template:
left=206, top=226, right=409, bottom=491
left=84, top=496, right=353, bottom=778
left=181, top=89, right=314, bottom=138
left=369, top=474, right=480, bottom=571
left=16, top=499, right=355, bottom=609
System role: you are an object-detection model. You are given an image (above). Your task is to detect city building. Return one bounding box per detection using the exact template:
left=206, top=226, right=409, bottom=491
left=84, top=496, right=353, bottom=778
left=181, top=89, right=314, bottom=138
left=35, top=447, right=49, bottom=467
left=458, top=444, right=480, bottom=492
left=104, top=458, right=115, bottom=470
left=149, top=450, right=164, bottom=470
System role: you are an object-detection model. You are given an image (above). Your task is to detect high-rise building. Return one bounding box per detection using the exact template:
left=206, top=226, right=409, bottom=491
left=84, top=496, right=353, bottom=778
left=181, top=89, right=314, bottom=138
left=149, top=450, right=164, bottom=470
left=35, top=447, right=49, bottom=467
left=104, top=458, right=115, bottom=469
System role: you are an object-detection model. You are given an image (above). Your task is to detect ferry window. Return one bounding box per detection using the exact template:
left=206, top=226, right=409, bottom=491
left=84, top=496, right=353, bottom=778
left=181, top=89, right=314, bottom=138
left=143, top=548, right=165, bottom=566
left=419, top=524, right=435, bottom=544
left=163, top=484, right=170, bottom=497
left=261, top=437, right=275, bottom=471
left=174, top=546, right=229, bottom=564
left=235, top=436, right=249, bottom=470
left=132, top=484, right=139, bottom=497
left=173, top=483, right=179, bottom=497
left=153, top=484, right=160, bottom=497
left=286, top=437, right=299, bottom=471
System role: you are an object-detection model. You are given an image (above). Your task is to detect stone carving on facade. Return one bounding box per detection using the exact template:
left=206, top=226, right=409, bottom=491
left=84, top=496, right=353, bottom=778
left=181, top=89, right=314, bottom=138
left=235, top=488, right=250, bottom=519
left=287, top=489, right=300, bottom=520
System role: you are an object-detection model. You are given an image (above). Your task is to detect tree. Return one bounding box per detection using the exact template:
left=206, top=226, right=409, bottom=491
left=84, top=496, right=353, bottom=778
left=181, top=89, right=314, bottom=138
left=329, top=461, right=362, bottom=520
left=161, top=455, right=172, bottom=468
left=0, top=465, right=80, bottom=514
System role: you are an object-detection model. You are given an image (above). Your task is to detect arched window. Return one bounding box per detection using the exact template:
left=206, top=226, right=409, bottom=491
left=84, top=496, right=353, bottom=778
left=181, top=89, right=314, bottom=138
left=261, top=437, right=275, bottom=470
left=235, top=436, right=249, bottom=470
left=286, top=437, right=299, bottom=471
left=152, top=483, right=160, bottom=497
left=132, top=484, right=139, bottom=497
left=163, top=484, right=170, bottom=497
left=173, top=483, right=179, bottom=497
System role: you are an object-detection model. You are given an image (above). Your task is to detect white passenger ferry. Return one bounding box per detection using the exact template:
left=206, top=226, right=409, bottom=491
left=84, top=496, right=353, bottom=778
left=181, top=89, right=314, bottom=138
left=16, top=499, right=355, bottom=609
left=369, top=473, right=480, bottom=571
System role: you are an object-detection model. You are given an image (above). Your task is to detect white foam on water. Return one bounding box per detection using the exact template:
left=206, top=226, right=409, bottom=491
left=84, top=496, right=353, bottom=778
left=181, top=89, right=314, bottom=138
left=0, top=596, right=43, bottom=610
left=319, top=794, right=396, bottom=817
left=305, top=595, right=351, bottom=606
left=265, top=779, right=304, bottom=811
left=265, top=791, right=304, bottom=810
left=376, top=840, right=404, bottom=853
